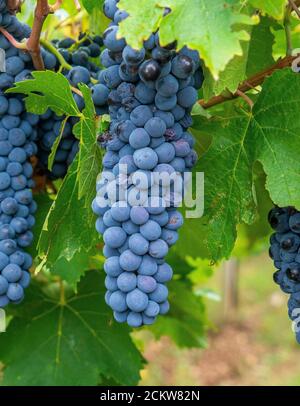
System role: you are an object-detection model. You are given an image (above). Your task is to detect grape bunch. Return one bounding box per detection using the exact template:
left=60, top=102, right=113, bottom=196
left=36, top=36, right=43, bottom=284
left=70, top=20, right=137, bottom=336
left=269, top=206, right=300, bottom=343
left=0, top=1, right=40, bottom=306
left=36, top=34, right=108, bottom=179
left=92, top=0, right=203, bottom=327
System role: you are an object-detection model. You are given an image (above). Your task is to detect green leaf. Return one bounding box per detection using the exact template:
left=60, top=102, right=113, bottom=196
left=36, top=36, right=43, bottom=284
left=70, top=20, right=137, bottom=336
left=73, top=84, right=102, bottom=205
left=0, top=271, right=143, bottom=386
left=192, top=69, right=300, bottom=260
left=6, top=71, right=79, bottom=116
left=27, top=193, right=53, bottom=260
left=203, top=16, right=275, bottom=100
left=119, top=0, right=257, bottom=78
left=48, top=116, right=70, bottom=171
left=245, top=16, right=275, bottom=77
left=248, top=0, right=287, bottom=20
left=149, top=280, right=207, bottom=348
left=37, top=156, right=99, bottom=285
left=118, top=0, right=164, bottom=48
left=50, top=247, right=100, bottom=289
left=80, top=0, right=104, bottom=14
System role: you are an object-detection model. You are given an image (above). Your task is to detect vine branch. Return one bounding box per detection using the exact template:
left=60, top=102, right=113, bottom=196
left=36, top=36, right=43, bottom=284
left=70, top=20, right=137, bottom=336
left=40, top=38, right=72, bottom=71
left=288, top=0, right=300, bottom=18
left=26, top=0, right=56, bottom=70
left=199, top=54, right=300, bottom=109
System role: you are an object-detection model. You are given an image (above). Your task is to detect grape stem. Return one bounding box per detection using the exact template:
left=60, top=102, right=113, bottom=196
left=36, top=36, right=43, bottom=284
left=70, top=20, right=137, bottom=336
left=70, top=86, right=83, bottom=97
left=199, top=54, right=300, bottom=109
left=236, top=90, right=254, bottom=109
left=40, top=38, right=73, bottom=71
left=7, top=0, right=22, bottom=14
left=26, top=0, right=57, bottom=71
left=284, top=5, right=293, bottom=56
left=0, top=27, right=27, bottom=49
left=288, top=0, right=300, bottom=18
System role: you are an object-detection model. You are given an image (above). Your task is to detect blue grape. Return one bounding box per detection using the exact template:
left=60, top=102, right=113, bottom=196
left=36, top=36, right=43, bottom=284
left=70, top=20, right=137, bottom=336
left=123, top=45, right=145, bottom=66
left=129, top=128, right=150, bottom=149
left=149, top=239, right=169, bottom=259
left=130, top=105, right=153, bottom=127
left=114, top=310, right=129, bottom=323
left=137, top=275, right=157, bottom=293
left=140, top=220, right=161, bottom=241
left=109, top=290, right=127, bottom=312
left=130, top=206, right=149, bottom=225
left=144, top=117, right=166, bottom=138
left=156, top=74, right=179, bottom=97
left=127, top=311, right=143, bottom=327
left=7, top=283, right=24, bottom=302
left=105, top=275, right=118, bottom=291
left=177, top=86, right=198, bottom=108
left=117, top=272, right=137, bottom=292
left=2, top=264, right=22, bottom=282
left=103, top=26, right=126, bottom=53
left=126, top=288, right=148, bottom=312
left=128, top=233, right=149, bottom=256
left=133, top=148, right=158, bottom=170
left=155, top=93, right=177, bottom=111
left=119, top=249, right=142, bottom=272
left=103, top=0, right=119, bottom=20
left=155, top=142, right=176, bottom=163
left=103, top=226, right=127, bottom=248
left=0, top=275, right=8, bottom=295
left=172, top=55, right=195, bottom=79
left=134, top=82, right=156, bottom=104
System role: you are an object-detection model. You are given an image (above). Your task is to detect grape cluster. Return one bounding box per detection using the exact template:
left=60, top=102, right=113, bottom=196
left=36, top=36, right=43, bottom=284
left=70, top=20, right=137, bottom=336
left=36, top=34, right=107, bottom=179
left=92, top=0, right=203, bottom=327
left=269, top=206, right=300, bottom=343
left=0, top=1, right=39, bottom=306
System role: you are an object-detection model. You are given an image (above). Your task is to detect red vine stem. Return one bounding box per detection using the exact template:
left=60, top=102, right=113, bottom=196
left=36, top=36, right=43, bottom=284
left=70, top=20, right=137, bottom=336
left=199, top=55, right=299, bottom=109
left=0, top=26, right=26, bottom=49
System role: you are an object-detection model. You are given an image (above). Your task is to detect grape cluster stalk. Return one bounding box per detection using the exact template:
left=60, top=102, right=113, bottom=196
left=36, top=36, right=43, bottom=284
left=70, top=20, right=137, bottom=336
left=92, top=0, right=204, bottom=327
left=269, top=207, right=300, bottom=343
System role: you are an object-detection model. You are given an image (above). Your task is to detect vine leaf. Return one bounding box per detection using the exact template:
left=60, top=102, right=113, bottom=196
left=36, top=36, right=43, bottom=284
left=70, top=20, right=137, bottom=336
left=0, top=271, right=143, bottom=386
left=118, top=0, right=164, bottom=48
left=81, top=0, right=104, bottom=14
left=37, top=156, right=99, bottom=282
left=203, top=16, right=275, bottom=100
left=6, top=71, right=79, bottom=116
left=248, top=0, right=287, bottom=19
left=192, top=69, right=300, bottom=261
left=48, top=116, right=70, bottom=171
left=118, top=0, right=258, bottom=78
left=74, top=84, right=102, bottom=205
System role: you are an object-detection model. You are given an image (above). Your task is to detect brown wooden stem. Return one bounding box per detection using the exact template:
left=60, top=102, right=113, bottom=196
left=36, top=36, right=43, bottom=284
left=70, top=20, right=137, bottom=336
left=7, top=0, right=22, bottom=14
left=199, top=55, right=299, bottom=109
left=288, top=0, right=300, bottom=18
left=26, top=0, right=55, bottom=70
